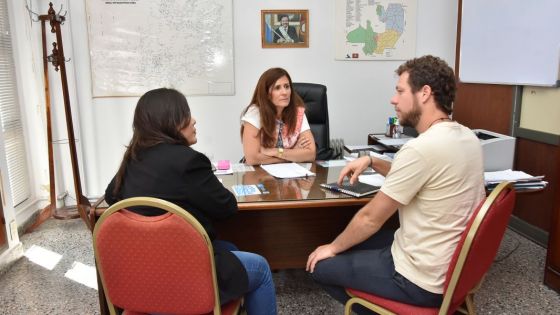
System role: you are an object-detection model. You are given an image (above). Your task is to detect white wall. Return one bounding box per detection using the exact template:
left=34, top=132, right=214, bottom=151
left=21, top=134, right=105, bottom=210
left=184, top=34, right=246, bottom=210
left=10, top=0, right=459, bottom=220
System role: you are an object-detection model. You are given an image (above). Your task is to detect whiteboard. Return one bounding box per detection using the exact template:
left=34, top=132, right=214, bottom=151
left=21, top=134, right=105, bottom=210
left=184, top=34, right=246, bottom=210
left=86, top=0, right=234, bottom=97
left=459, top=0, right=560, bottom=86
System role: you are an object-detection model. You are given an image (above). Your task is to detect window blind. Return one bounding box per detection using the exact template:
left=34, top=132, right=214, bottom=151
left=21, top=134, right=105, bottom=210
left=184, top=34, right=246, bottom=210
left=0, top=0, right=30, bottom=207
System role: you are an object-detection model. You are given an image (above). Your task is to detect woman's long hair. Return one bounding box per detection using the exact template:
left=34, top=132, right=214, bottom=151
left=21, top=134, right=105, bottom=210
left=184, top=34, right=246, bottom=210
left=112, top=88, right=191, bottom=196
left=240, top=67, right=304, bottom=148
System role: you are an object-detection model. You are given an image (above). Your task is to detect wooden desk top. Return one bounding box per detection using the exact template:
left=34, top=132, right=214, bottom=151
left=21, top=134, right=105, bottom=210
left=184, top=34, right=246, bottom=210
left=92, top=162, right=373, bottom=217
left=218, top=162, right=373, bottom=210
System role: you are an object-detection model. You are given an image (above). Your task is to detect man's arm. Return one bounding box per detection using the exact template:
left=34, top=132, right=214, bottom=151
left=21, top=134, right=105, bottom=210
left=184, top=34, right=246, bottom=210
left=306, top=191, right=400, bottom=272
left=337, top=155, right=392, bottom=185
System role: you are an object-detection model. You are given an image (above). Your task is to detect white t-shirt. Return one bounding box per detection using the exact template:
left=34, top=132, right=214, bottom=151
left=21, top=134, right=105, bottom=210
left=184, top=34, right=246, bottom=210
left=241, top=105, right=311, bottom=149
left=381, top=121, right=485, bottom=294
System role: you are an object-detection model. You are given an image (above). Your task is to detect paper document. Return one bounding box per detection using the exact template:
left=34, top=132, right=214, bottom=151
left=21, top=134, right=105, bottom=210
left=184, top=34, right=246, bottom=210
left=378, top=138, right=411, bottom=146
left=214, top=163, right=254, bottom=175
left=358, top=173, right=386, bottom=187
left=213, top=164, right=233, bottom=175
left=316, top=160, right=348, bottom=167
left=232, top=185, right=262, bottom=196
left=344, top=144, right=386, bottom=153
left=484, top=169, right=544, bottom=183
left=261, top=163, right=316, bottom=178
left=369, top=151, right=393, bottom=162
left=232, top=164, right=255, bottom=172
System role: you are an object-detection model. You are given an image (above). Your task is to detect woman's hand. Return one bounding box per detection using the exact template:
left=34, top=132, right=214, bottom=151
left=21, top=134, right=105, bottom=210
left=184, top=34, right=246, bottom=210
left=296, top=133, right=313, bottom=149
left=261, top=147, right=279, bottom=158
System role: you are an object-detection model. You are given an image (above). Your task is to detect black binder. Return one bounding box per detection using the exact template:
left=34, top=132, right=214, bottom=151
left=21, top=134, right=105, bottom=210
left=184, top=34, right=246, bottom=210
left=320, top=180, right=380, bottom=197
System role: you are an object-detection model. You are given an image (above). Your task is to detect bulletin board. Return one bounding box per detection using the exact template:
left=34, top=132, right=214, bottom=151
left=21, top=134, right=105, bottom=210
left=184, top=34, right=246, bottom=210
left=519, top=87, right=560, bottom=136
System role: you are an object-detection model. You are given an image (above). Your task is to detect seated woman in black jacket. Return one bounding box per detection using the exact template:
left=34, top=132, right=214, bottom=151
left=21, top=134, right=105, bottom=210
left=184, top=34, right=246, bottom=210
left=105, top=88, right=277, bottom=315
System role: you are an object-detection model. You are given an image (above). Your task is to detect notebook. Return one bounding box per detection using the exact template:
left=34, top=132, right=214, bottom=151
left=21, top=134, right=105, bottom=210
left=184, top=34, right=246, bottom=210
left=320, top=180, right=380, bottom=197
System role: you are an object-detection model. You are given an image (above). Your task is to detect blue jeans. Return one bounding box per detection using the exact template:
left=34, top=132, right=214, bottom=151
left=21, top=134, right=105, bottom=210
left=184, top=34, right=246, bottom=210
left=213, top=240, right=277, bottom=315
left=310, top=230, right=442, bottom=314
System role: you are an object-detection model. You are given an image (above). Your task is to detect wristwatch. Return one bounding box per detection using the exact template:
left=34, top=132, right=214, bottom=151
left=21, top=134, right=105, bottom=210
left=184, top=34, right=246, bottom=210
left=278, top=147, right=284, bottom=158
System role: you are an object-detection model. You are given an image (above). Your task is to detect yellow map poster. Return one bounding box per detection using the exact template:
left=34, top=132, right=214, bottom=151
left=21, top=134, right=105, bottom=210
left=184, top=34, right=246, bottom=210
left=335, top=0, right=416, bottom=60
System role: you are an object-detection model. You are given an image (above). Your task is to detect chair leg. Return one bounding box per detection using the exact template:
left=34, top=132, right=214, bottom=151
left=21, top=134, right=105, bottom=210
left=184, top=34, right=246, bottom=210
left=464, top=294, right=476, bottom=315
left=344, top=297, right=396, bottom=315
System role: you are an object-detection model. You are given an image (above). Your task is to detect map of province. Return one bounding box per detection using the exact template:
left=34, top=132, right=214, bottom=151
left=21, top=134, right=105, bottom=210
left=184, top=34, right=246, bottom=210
left=335, top=0, right=416, bottom=60
left=86, top=0, right=234, bottom=97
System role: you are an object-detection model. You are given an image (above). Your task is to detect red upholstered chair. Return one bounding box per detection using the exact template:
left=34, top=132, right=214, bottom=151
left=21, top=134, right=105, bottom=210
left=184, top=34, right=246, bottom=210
left=93, top=197, right=242, bottom=315
left=344, top=181, right=516, bottom=315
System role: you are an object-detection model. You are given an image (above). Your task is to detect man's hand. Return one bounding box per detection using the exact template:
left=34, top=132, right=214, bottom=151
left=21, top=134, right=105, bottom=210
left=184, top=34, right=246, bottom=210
left=337, top=156, right=371, bottom=185
left=306, top=244, right=337, bottom=273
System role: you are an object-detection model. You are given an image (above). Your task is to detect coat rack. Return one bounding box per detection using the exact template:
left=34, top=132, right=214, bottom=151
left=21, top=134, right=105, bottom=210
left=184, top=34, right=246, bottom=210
left=33, top=2, right=91, bottom=231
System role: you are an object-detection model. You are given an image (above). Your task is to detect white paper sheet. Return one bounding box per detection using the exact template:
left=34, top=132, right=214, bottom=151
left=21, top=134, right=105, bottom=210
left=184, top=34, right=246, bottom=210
left=369, top=151, right=393, bottom=162
left=358, top=174, right=386, bottom=187
left=316, top=160, right=348, bottom=167
left=232, top=164, right=255, bottom=173
left=261, top=163, right=316, bottom=178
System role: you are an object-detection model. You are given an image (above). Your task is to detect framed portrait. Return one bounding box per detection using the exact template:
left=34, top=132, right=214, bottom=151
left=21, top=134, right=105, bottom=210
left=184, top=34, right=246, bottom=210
left=261, top=10, right=309, bottom=48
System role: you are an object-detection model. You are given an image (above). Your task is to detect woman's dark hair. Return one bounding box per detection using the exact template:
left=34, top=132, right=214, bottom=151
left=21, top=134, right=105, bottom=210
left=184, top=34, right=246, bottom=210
left=240, top=67, right=304, bottom=148
left=396, top=55, right=456, bottom=114
left=112, top=88, right=191, bottom=196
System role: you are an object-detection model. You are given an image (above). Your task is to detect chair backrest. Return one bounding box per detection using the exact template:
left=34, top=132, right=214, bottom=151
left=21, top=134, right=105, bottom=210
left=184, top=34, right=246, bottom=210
left=439, top=182, right=516, bottom=314
left=293, top=82, right=334, bottom=160
left=93, top=197, right=221, bottom=315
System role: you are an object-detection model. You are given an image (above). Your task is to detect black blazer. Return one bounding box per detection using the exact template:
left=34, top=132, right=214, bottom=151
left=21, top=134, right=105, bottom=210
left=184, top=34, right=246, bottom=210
left=105, top=143, right=247, bottom=303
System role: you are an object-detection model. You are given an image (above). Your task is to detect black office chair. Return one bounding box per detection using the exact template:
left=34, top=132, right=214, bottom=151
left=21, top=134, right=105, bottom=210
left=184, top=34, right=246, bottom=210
left=293, top=82, right=335, bottom=160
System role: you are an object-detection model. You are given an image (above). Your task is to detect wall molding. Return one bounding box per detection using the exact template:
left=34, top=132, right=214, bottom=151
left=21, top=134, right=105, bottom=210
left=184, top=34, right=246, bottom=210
left=509, top=215, right=549, bottom=247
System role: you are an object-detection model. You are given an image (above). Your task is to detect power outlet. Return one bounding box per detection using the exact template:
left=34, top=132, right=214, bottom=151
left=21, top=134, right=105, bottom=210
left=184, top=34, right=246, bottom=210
left=9, top=220, right=18, bottom=241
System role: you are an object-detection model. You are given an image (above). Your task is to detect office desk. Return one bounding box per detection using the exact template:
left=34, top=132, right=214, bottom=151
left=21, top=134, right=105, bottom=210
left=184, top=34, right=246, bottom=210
left=215, top=163, right=373, bottom=269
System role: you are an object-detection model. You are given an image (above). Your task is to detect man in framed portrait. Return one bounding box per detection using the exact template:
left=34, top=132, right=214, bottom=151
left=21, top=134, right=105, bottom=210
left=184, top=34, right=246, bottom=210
left=274, top=14, right=300, bottom=43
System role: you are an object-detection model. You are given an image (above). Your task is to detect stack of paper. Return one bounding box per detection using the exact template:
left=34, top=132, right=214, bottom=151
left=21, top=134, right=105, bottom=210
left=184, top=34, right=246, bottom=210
left=484, top=169, right=548, bottom=191
left=377, top=138, right=411, bottom=147
left=343, top=144, right=386, bottom=153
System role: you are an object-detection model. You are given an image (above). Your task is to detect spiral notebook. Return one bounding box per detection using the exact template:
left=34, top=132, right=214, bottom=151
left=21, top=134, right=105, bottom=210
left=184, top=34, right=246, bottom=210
left=320, top=180, right=380, bottom=197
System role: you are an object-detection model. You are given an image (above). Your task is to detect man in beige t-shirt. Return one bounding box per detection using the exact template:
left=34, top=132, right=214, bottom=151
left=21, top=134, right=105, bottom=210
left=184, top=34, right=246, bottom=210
left=306, top=55, right=485, bottom=310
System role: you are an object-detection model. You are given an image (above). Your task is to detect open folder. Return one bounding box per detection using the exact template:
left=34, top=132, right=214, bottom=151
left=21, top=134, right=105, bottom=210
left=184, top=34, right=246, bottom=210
left=261, top=163, right=315, bottom=179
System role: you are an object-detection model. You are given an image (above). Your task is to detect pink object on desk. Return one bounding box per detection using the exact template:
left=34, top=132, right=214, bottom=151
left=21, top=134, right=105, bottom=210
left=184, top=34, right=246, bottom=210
left=217, top=160, right=230, bottom=170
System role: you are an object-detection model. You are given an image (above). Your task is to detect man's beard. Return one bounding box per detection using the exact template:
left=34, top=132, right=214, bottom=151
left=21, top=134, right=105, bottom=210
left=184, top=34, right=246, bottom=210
left=399, top=97, right=421, bottom=128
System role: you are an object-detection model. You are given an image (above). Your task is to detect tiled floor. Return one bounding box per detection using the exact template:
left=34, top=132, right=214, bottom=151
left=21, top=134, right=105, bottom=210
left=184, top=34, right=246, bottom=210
left=0, top=217, right=559, bottom=314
